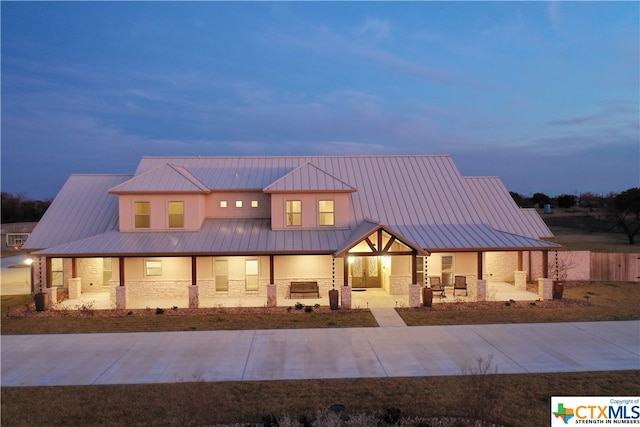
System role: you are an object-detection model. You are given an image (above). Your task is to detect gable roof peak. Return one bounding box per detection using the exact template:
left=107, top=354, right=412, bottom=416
left=109, top=162, right=210, bottom=194
left=264, top=162, right=356, bottom=193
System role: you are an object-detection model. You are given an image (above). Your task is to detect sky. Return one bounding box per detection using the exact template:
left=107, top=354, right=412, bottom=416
left=2, top=1, right=638, bottom=200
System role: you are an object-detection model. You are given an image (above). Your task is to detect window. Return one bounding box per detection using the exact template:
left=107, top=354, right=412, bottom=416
left=220, top=200, right=228, bottom=208
left=251, top=200, right=259, bottom=208
left=235, top=200, right=243, bottom=208
left=286, top=200, right=302, bottom=226
left=51, top=258, right=64, bottom=287
left=319, top=200, right=335, bottom=226
left=245, top=259, right=259, bottom=291
left=168, top=201, right=184, bottom=228
left=145, top=260, right=162, bottom=276
left=134, top=202, right=150, bottom=228
left=103, top=258, right=112, bottom=286
left=215, top=260, right=228, bottom=292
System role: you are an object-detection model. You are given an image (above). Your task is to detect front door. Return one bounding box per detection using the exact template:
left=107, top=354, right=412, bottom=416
left=351, top=256, right=381, bottom=288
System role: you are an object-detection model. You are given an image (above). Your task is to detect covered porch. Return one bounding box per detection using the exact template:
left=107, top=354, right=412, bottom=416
left=55, top=281, right=540, bottom=311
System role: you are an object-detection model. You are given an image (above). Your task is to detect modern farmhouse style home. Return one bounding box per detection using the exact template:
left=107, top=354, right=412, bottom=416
left=23, top=155, right=559, bottom=309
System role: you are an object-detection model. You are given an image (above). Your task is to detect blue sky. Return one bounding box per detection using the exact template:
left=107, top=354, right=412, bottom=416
left=2, top=1, right=638, bottom=200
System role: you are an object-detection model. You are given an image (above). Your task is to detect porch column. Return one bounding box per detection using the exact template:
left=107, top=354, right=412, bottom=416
left=116, top=257, right=126, bottom=309
left=267, top=255, right=277, bottom=307
left=517, top=251, right=524, bottom=271
left=189, top=256, right=199, bottom=309
left=342, top=256, right=351, bottom=309
left=72, top=258, right=78, bottom=278
left=477, top=252, right=484, bottom=281
left=409, top=252, right=421, bottom=308
left=542, top=250, right=549, bottom=278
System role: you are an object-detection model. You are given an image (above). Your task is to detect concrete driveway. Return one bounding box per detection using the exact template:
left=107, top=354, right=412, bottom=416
left=2, top=320, right=638, bottom=387
left=1, top=255, right=31, bottom=295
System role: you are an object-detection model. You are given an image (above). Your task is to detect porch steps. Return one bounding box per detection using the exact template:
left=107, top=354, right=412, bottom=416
left=369, top=307, right=407, bottom=327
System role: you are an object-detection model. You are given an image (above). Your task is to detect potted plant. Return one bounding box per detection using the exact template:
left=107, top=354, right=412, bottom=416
left=34, top=284, right=48, bottom=311
left=329, top=287, right=339, bottom=310
left=423, top=286, right=433, bottom=307
left=549, top=252, right=577, bottom=300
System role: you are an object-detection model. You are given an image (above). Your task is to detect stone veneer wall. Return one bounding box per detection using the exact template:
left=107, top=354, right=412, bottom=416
left=389, top=275, right=412, bottom=295
left=484, top=252, right=518, bottom=282
left=549, top=251, right=591, bottom=281
left=126, top=279, right=191, bottom=300
left=78, top=258, right=105, bottom=292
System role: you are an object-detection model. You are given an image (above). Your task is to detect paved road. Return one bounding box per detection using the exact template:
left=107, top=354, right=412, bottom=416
left=2, top=321, right=638, bottom=387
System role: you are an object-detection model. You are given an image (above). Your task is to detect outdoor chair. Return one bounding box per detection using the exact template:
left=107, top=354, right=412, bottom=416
left=429, top=276, right=445, bottom=297
left=454, top=275, right=468, bottom=296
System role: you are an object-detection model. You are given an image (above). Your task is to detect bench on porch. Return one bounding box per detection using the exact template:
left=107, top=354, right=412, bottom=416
left=289, top=281, right=320, bottom=299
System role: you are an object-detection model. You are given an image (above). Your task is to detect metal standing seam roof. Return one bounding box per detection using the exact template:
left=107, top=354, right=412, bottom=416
left=26, top=155, right=559, bottom=256
left=109, top=164, right=210, bottom=194
left=22, top=175, right=131, bottom=251
left=463, top=176, right=554, bottom=240
left=263, top=162, right=356, bottom=193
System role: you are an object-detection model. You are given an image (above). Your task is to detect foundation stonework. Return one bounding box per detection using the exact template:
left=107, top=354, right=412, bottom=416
left=43, top=287, right=57, bottom=309
left=538, top=278, right=553, bottom=300
left=341, top=286, right=351, bottom=310
left=476, top=279, right=487, bottom=302
left=188, top=285, right=199, bottom=309
left=115, top=286, right=126, bottom=309
left=68, top=278, right=82, bottom=299
left=267, top=284, right=277, bottom=307
left=514, top=271, right=527, bottom=290
left=409, top=284, right=421, bottom=308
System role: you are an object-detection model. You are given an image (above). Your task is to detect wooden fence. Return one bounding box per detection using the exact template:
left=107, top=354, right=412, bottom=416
left=590, top=253, right=640, bottom=282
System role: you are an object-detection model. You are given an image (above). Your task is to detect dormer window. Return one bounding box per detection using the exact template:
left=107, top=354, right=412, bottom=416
left=134, top=202, right=150, bottom=228
left=168, top=201, right=184, bottom=228
left=319, top=200, right=334, bottom=226
left=286, top=200, right=301, bottom=226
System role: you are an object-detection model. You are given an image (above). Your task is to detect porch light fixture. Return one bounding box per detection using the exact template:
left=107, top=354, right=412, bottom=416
left=24, top=257, right=34, bottom=266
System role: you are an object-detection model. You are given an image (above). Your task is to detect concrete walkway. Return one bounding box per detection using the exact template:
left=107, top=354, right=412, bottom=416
left=2, top=321, right=638, bottom=387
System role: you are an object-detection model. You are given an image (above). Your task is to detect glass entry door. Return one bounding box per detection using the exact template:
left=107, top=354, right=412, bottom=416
left=351, top=257, right=381, bottom=288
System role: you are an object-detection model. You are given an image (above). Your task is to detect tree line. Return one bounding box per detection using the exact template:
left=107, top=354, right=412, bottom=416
left=1, top=192, right=52, bottom=224
left=510, top=188, right=640, bottom=245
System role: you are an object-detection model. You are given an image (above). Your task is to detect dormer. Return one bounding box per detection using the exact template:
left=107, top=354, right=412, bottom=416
left=263, top=163, right=356, bottom=230
left=109, top=163, right=210, bottom=231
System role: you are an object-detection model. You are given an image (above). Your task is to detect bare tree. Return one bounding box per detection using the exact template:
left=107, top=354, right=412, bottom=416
left=606, top=188, right=640, bottom=245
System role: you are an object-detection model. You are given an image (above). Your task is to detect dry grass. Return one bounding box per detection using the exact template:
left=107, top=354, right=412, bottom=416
left=1, top=296, right=378, bottom=334
left=2, top=371, right=638, bottom=426
left=399, top=281, right=639, bottom=326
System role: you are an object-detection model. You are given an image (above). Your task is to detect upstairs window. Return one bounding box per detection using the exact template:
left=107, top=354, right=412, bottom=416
left=235, top=200, right=243, bottom=208
left=286, top=200, right=302, bottom=226
left=220, top=200, right=228, bottom=208
left=251, top=200, right=259, bottom=208
left=319, top=200, right=335, bottom=226
left=134, top=202, right=150, bottom=228
left=168, top=201, right=184, bottom=228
